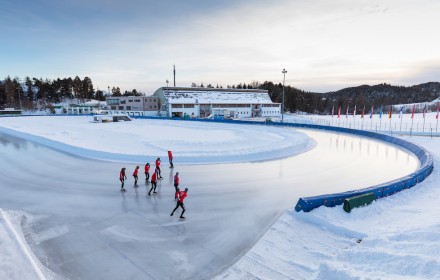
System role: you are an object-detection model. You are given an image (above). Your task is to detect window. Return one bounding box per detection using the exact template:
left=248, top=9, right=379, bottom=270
left=118, top=106, right=124, bottom=110
left=111, top=106, right=116, bottom=110
left=107, top=99, right=119, bottom=105
left=121, top=100, right=126, bottom=104
left=134, top=99, right=140, bottom=102
left=126, top=106, right=131, bottom=110
left=128, top=100, right=133, bottom=103
left=184, top=104, right=194, bottom=108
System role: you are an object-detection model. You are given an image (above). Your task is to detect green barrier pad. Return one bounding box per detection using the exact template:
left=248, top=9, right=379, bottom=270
left=343, top=193, right=376, bottom=213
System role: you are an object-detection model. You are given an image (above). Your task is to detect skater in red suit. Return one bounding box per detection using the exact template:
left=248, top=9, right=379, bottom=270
left=144, top=163, right=150, bottom=183
left=132, top=166, right=139, bottom=185
left=173, top=172, right=180, bottom=199
left=170, top=188, right=188, bottom=219
left=155, top=157, right=163, bottom=179
left=168, top=150, right=174, bottom=168
left=119, top=167, right=127, bottom=191
left=148, top=169, right=158, bottom=196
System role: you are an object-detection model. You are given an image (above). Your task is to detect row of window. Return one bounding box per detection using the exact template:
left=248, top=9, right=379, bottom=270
left=110, top=105, right=157, bottom=110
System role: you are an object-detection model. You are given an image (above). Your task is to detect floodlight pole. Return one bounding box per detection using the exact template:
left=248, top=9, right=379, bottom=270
left=282, top=68, right=287, bottom=123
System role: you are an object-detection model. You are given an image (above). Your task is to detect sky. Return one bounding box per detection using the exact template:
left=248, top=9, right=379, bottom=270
left=1, top=0, right=440, bottom=94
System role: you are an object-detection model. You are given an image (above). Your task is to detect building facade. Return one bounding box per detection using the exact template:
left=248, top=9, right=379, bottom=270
left=105, top=96, right=160, bottom=117
left=152, top=87, right=281, bottom=119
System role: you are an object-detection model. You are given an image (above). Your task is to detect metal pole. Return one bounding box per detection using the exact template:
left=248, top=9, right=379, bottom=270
left=173, top=65, right=176, bottom=87
left=281, top=68, right=287, bottom=123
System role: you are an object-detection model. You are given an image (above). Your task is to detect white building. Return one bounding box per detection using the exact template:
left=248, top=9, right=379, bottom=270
left=152, top=87, right=281, bottom=119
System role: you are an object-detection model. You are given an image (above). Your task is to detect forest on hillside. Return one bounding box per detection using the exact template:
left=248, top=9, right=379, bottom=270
left=1, top=76, right=439, bottom=114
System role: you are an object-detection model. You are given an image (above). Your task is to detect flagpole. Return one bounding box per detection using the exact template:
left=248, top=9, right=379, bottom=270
left=437, top=116, right=438, bottom=134
left=400, top=111, right=403, bottom=132
left=423, top=104, right=426, bottom=133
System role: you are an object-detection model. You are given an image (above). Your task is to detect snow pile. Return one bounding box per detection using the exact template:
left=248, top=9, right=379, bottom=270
left=216, top=135, right=440, bottom=280
left=0, top=116, right=314, bottom=164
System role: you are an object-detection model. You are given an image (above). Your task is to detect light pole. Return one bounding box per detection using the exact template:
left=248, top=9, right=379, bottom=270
left=281, top=68, right=287, bottom=122
left=166, top=80, right=169, bottom=87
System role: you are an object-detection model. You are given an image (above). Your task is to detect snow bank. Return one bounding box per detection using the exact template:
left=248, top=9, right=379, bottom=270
left=0, top=116, right=314, bottom=164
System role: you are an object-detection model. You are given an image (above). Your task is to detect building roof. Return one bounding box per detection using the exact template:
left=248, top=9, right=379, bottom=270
left=157, top=87, right=275, bottom=104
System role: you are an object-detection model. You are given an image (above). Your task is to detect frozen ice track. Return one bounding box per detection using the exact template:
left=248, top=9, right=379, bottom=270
left=0, top=128, right=420, bottom=280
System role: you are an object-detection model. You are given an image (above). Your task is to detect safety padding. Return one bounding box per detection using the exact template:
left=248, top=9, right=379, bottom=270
left=292, top=126, right=433, bottom=212
left=343, top=193, right=376, bottom=213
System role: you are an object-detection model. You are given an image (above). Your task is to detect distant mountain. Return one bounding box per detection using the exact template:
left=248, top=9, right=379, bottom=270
left=325, top=82, right=440, bottom=104
left=318, top=82, right=440, bottom=114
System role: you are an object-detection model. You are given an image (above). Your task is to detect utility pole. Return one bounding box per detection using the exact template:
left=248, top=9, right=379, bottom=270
left=173, top=65, right=176, bottom=87
left=281, top=68, right=287, bottom=123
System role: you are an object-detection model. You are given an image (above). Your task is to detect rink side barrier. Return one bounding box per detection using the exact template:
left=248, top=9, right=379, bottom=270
left=10, top=115, right=434, bottom=212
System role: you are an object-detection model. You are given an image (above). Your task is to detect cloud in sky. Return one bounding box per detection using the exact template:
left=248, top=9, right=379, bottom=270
left=1, top=0, right=439, bottom=93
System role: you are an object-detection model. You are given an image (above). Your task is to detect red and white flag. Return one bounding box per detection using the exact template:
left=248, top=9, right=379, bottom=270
left=337, top=106, right=341, bottom=118
left=436, top=102, right=439, bottom=119
left=361, top=105, right=365, bottom=118
left=411, top=104, right=415, bottom=119
left=353, top=105, right=357, bottom=117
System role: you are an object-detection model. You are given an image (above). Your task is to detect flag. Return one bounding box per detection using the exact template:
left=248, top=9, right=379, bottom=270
left=369, top=105, right=374, bottom=119
left=353, top=105, right=357, bottom=117
left=388, top=105, right=392, bottom=119
left=379, top=106, right=383, bottom=119
left=337, top=106, right=341, bottom=118
left=346, top=106, right=349, bottom=118
left=331, top=105, right=334, bottom=118
left=423, top=104, right=427, bottom=119
left=399, top=106, right=403, bottom=118
left=411, top=104, right=415, bottom=119
left=436, top=102, right=439, bottom=119
left=361, top=105, right=365, bottom=118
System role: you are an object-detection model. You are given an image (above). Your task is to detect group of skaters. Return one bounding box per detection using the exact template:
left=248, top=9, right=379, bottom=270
left=118, top=151, right=188, bottom=219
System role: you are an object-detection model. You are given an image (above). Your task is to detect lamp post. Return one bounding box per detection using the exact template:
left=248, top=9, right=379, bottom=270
left=281, top=68, right=287, bottom=122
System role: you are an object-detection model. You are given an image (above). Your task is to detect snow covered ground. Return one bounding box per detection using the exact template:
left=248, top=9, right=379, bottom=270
left=0, top=115, right=439, bottom=279
left=0, top=116, right=312, bottom=164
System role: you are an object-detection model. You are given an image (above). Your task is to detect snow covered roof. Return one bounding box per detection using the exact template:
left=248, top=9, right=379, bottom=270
left=155, top=87, right=276, bottom=104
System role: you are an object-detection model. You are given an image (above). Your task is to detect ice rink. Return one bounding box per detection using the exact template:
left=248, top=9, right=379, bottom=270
left=0, top=127, right=419, bottom=279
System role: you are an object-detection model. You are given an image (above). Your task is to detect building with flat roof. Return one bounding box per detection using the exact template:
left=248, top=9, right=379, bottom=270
left=152, top=87, right=281, bottom=119
left=105, top=96, right=160, bottom=117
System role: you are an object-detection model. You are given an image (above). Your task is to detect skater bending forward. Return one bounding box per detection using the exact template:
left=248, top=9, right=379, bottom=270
left=119, top=167, right=127, bottom=191
left=170, top=188, right=188, bottom=219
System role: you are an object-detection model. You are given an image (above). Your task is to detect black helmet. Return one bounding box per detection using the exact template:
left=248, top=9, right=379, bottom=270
left=185, top=188, right=188, bottom=192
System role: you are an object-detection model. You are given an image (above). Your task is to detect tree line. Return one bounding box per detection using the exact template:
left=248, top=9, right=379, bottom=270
left=0, top=76, right=143, bottom=109
left=2, top=75, right=439, bottom=113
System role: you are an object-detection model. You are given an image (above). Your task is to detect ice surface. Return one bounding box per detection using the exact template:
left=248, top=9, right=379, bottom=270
left=0, top=121, right=420, bottom=279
